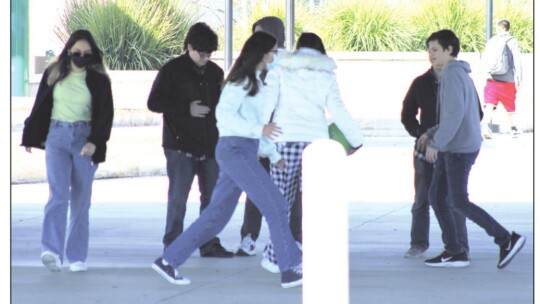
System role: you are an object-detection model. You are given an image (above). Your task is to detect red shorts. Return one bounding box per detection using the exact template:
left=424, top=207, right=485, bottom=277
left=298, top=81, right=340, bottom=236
left=483, top=80, right=517, bottom=112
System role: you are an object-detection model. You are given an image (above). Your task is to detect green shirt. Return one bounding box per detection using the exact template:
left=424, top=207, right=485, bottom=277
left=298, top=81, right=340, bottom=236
left=51, top=70, right=92, bottom=122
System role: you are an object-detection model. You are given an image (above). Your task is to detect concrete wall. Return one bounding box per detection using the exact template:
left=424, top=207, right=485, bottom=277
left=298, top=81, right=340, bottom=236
left=332, top=52, right=533, bottom=133
left=12, top=52, right=533, bottom=183
left=25, top=51, right=533, bottom=134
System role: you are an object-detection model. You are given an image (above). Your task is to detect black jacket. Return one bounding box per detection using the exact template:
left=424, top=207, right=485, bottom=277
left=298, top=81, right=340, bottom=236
left=147, top=54, right=224, bottom=157
left=21, top=68, right=114, bottom=164
left=400, top=69, right=438, bottom=138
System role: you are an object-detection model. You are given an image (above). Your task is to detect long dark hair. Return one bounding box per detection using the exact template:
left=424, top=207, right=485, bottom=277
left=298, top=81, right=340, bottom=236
left=296, top=32, right=326, bottom=54
left=47, top=29, right=107, bottom=85
left=224, top=32, right=276, bottom=96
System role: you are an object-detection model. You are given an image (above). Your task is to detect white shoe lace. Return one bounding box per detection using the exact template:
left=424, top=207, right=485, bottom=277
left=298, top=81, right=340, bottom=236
left=291, top=263, right=302, bottom=275
left=241, top=235, right=255, bottom=248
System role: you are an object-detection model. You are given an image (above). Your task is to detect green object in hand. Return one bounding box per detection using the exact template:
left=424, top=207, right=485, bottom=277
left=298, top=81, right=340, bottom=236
left=328, top=123, right=353, bottom=154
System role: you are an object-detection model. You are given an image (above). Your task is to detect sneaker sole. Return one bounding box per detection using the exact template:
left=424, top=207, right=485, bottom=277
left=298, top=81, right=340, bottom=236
left=151, top=263, right=191, bottom=285
left=281, top=279, right=302, bottom=289
left=261, top=259, right=280, bottom=274
left=497, top=236, right=526, bottom=269
left=69, top=266, right=87, bottom=272
left=41, top=254, right=60, bottom=272
left=404, top=254, right=424, bottom=258
left=425, top=261, right=470, bottom=268
left=404, top=252, right=426, bottom=258
left=235, top=249, right=256, bottom=257
left=69, top=264, right=88, bottom=272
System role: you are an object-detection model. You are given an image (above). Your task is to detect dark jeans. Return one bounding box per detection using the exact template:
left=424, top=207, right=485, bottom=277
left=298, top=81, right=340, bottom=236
left=429, top=151, right=510, bottom=255
left=411, top=154, right=468, bottom=251
left=240, top=157, right=303, bottom=243
left=163, top=149, right=220, bottom=252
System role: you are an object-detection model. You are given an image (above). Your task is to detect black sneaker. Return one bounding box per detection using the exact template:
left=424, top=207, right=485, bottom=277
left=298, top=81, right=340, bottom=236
left=281, top=264, right=302, bottom=288
left=151, top=258, right=191, bottom=285
left=497, top=232, right=526, bottom=269
left=425, top=251, right=469, bottom=268
left=200, top=243, right=234, bottom=258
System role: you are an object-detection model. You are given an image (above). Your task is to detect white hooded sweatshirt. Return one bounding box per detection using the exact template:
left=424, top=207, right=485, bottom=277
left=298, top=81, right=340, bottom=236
left=259, top=48, right=363, bottom=162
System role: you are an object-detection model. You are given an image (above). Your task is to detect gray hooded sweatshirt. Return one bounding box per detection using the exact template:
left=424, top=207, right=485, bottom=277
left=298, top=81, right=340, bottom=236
left=427, top=60, right=482, bottom=153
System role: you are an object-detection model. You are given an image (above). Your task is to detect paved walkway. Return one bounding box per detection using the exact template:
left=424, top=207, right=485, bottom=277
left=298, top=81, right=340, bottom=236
left=11, top=135, right=533, bottom=304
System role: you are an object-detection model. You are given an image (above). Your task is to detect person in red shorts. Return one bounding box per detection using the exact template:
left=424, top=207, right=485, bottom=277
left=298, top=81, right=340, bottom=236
left=481, top=19, right=523, bottom=138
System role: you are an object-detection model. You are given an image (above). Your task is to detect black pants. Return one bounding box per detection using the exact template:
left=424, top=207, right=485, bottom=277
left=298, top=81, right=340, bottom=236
left=240, top=157, right=303, bottom=243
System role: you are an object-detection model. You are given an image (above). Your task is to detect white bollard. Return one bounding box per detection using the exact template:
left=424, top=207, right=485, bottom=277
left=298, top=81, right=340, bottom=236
left=302, top=139, right=348, bottom=304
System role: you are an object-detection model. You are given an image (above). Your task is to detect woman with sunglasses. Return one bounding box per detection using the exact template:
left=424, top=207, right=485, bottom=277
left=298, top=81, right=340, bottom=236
left=152, top=31, right=302, bottom=288
left=21, top=29, right=114, bottom=273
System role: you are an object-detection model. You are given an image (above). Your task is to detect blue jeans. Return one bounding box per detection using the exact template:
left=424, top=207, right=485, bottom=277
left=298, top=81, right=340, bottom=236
left=162, top=149, right=220, bottom=250
left=411, top=154, right=468, bottom=252
left=43, top=120, right=98, bottom=263
left=429, top=151, right=510, bottom=255
left=163, top=137, right=302, bottom=271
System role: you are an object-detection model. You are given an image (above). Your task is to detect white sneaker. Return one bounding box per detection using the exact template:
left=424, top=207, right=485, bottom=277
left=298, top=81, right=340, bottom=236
left=236, top=235, right=256, bottom=256
left=41, top=251, right=61, bottom=272
left=511, top=127, right=521, bottom=138
left=482, top=125, right=492, bottom=139
left=261, top=257, right=280, bottom=274
left=69, top=261, right=87, bottom=272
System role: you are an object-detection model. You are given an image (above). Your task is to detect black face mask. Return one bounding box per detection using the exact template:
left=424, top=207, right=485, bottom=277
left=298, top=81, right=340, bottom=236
left=69, top=53, right=92, bottom=68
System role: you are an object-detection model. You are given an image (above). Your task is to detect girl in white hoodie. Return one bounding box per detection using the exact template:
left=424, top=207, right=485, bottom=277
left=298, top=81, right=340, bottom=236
left=260, top=33, right=364, bottom=272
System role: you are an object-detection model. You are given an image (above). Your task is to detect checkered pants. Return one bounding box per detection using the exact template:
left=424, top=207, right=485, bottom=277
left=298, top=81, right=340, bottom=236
left=263, top=142, right=309, bottom=266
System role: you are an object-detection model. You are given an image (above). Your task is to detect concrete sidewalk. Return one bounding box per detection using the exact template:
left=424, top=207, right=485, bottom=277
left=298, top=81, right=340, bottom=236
left=11, top=135, right=533, bottom=304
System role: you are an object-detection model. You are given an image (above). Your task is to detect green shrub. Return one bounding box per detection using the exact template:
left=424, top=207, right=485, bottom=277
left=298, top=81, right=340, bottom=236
left=410, top=0, right=485, bottom=52
left=56, top=0, right=199, bottom=70
left=315, top=0, right=413, bottom=52
left=494, top=0, right=533, bottom=53
left=214, top=0, right=312, bottom=51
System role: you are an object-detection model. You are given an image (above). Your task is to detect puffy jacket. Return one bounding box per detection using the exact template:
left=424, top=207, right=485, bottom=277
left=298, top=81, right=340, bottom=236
left=262, top=48, right=363, bottom=156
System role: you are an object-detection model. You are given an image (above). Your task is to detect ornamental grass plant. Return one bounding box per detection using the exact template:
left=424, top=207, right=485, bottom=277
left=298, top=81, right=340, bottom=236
left=314, top=0, right=414, bottom=52
left=409, top=0, right=485, bottom=52
left=494, top=0, right=533, bottom=53
left=312, top=0, right=532, bottom=53
left=55, top=0, right=533, bottom=68
left=225, top=0, right=312, bottom=50
left=56, top=0, right=198, bottom=70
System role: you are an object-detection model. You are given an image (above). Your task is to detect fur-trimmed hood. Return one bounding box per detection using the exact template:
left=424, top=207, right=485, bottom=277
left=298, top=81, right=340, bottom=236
left=261, top=47, right=364, bottom=151
left=276, top=48, right=337, bottom=73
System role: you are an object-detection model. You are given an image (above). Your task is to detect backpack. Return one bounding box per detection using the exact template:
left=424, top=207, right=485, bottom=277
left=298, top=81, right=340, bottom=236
left=482, top=35, right=514, bottom=75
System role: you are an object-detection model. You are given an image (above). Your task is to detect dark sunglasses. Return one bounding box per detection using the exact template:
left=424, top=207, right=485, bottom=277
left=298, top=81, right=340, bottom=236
left=69, top=52, right=93, bottom=58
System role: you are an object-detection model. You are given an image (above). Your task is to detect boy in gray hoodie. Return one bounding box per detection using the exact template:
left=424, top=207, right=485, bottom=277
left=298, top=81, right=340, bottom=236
left=417, top=30, right=525, bottom=269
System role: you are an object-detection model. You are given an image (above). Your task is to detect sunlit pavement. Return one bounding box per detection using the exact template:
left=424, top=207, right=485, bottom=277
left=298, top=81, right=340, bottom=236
left=11, top=134, right=533, bottom=304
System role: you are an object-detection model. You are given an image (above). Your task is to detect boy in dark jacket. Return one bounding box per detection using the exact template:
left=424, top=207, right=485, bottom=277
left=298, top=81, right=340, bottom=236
left=147, top=22, right=232, bottom=257
left=401, top=65, right=468, bottom=259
